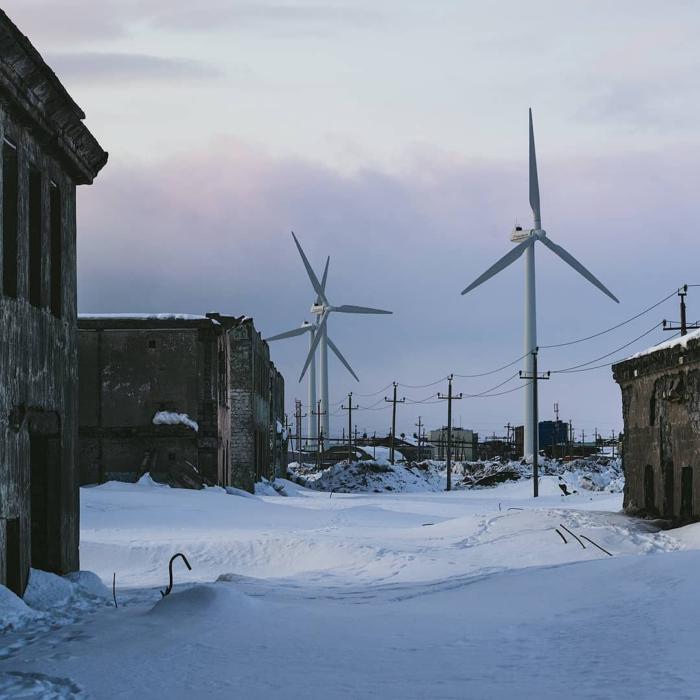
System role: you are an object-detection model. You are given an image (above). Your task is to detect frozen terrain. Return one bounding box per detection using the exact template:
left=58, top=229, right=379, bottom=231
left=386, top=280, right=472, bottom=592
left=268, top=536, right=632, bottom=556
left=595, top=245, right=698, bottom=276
left=1, top=468, right=699, bottom=699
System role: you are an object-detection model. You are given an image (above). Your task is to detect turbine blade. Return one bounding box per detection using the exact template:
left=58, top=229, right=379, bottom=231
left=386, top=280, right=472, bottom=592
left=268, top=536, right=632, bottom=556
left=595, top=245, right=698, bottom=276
left=266, top=325, right=311, bottom=342
left=291, top=231, right=328, bottom=306
left=539, top=236, right=619, bottom=303
left=327, top=336, right=359, bottom=382
left=529, top=108, right=541, bottom=228
left=299, top=312, right=328, bottom=382
left=461, top=238, right=532, bottom=295
left=333, top=305, right=392, bottom=315
left=316, top=256, right=330, bottom=305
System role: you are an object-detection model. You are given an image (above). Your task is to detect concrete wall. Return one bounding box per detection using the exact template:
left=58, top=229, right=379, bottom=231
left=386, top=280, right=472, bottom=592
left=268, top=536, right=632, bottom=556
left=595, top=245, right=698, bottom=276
left=613, top=336, right=700, bottom=522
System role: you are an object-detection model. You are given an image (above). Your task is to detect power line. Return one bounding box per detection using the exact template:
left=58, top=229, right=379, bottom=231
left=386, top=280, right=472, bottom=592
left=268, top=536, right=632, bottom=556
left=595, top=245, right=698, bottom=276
left=550, top=322, right=663, bottom=373
left=540, top=289, right=677, bottom=349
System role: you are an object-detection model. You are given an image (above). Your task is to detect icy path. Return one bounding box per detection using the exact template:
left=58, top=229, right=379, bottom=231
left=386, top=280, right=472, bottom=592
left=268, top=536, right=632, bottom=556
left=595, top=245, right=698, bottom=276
left=1, top=476, right=698, bottom=699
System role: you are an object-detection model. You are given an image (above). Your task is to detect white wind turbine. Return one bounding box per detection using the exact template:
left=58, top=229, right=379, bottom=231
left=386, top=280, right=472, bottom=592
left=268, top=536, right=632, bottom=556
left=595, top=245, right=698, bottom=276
left=461, top=109, right=619, bottom=459
left=266, top=256, right=333, bottom=446
left=268, top=232, right=390, bottom=440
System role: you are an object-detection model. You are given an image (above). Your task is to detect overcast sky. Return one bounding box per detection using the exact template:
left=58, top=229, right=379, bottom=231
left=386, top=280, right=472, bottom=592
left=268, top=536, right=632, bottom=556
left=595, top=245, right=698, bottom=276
left=8, top=1, right=700, bottom=439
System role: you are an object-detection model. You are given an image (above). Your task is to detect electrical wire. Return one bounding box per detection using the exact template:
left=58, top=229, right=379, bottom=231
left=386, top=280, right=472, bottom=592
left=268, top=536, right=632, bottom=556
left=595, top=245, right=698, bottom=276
left=550, top=322, right=663, bottom=373
left=540, top=289, right=677, bottom=349
left=453, top=353, right=529, bottom=378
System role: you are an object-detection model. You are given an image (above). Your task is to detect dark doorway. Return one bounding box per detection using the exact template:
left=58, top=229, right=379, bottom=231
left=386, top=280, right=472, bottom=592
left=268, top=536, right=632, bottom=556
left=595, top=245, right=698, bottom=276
left=30, top=435, right=50, bottom=571
left=663, top=459, right=675, bottom=517
left=644, top=465, right=655, bottom=513
left=681, top=467, right=693, bottom=520
left=5, top=517, right=22, bottom=596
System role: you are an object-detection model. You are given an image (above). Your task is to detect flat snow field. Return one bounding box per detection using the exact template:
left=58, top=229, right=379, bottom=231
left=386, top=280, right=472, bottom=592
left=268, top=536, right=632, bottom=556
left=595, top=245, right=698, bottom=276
left=2, top=476, right=700, bottom=699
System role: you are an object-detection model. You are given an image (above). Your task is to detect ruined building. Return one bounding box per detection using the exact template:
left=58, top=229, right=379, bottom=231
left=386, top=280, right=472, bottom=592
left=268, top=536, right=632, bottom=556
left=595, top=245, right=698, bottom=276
left=77, top=313, right=286, bottom=492
left=0, top=11, right=107, bottom=596
left=613, top=330, right=700, bottom=522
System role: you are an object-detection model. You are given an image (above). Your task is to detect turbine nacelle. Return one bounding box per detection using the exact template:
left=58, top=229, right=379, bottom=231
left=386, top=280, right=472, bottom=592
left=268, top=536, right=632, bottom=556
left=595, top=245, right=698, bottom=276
left=510, top=226, right=546, bottom=242
left=310, top=303, right=325, bottom=315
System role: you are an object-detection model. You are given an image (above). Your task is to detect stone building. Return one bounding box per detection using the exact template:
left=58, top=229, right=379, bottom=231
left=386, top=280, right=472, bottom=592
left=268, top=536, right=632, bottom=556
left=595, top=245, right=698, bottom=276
left=613, top=330, right=700, bottom=522
left=77, top=313, right=285, bottom=492
left=0, top=11, right=107, bottom=596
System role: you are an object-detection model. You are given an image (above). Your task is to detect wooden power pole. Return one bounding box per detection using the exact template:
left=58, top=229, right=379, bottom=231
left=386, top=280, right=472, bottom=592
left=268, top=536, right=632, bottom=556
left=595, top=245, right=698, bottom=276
left=519, top=348, right=550, bottom=498
left=438, top=374, right=463, bottom=492
left=384, top=382, right=405, bottom=464
left=341, top=392, right=359, bottom=462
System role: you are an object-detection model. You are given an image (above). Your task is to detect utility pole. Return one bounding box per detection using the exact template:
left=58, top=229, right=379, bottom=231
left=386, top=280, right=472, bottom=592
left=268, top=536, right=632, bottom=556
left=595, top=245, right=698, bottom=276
left=611, top=429, right=616, bottom=459
left=341, top=392, right=359, bottom=462
left=384, top=382, right=405, bottom=464
left=438, top=374, right=463, bottom=492
left=415, top=416, right=424, bottom=462
left=294, top=400, right=305, bottom=463
left=663, top=285, right=700, bottom=337
left=519, top=348, right=550, bottom=497
left=568, top=420, right=573, bottom=458
left=312, top=400, right=326, bottom=470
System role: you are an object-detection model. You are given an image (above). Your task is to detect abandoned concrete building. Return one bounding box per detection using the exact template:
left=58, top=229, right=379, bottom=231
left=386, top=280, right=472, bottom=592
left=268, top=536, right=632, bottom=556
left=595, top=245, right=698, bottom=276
left=613, top=330, right=700, bottom=522
left=78, top=313, right=286, bottom=493
left=0, top=11, right=108, bottom=596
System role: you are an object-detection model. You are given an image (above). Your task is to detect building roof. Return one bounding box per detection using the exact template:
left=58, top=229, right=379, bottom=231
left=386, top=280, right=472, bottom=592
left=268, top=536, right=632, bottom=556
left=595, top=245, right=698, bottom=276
left=78, top=312, right=245, bottom=331
left=0, top=10, right=107, bottom=183
left=612, top=328, right=700, bottom=382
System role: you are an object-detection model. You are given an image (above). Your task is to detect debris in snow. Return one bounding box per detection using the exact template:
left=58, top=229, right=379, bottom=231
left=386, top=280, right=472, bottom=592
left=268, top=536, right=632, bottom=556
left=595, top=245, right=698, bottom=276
left=288, top=456, right=624, bottom=495
left=152, top=411, right=199, bottom=431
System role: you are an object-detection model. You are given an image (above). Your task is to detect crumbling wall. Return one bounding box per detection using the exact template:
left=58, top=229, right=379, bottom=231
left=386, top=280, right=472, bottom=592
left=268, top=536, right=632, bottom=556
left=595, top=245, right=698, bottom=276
left=614, top=342, right=700, bottom=522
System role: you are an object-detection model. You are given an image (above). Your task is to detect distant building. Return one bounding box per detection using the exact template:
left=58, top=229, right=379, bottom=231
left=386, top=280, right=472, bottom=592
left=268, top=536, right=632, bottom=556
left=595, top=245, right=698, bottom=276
left=514, top=420, right=568, bottom=457
left=77, top=313, right=285, bottom=492
left=0, top=11, right=107, bottom=597
left=429, top=427, right=478, bottom=461
left=613, top=331, right=700, bottom=522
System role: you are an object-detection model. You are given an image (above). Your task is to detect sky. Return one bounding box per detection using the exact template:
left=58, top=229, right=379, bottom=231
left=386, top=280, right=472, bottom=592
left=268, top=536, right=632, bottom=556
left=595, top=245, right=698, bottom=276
left=7, top=0, right=700, bottom=440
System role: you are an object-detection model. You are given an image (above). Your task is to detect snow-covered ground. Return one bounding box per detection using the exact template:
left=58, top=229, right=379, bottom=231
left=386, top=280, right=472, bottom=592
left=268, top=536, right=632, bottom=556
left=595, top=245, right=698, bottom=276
left=1, top=471, right=699, bottom=698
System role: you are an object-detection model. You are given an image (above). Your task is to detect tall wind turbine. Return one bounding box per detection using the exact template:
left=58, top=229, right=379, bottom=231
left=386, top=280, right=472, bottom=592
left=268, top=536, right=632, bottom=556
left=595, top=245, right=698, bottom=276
left=461, top=109, right=619, bottom=459
left=290, top=232, right=392, bottom=439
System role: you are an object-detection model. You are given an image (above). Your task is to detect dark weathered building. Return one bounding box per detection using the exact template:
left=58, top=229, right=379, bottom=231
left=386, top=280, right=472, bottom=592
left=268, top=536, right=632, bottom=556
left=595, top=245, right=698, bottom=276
left=77, top=313, right=285, bottom=492
left=78, top=314, right=234, bottom=486
left=613, top=331, right=700, bottom=522
left=0, top=11, right=107, bottom=596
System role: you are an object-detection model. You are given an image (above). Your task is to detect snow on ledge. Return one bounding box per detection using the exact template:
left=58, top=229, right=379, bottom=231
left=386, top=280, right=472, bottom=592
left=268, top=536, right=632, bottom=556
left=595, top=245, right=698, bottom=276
left=153, top=411, right=199, bottom=431
left=625, top=327, right=700, bottom=361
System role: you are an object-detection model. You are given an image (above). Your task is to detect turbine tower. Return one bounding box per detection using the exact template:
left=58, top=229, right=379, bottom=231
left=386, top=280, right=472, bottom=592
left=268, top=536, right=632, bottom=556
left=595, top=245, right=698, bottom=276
left=292, top=232, right=392, bottom=439
left=461, top=109, right=619, bottom=460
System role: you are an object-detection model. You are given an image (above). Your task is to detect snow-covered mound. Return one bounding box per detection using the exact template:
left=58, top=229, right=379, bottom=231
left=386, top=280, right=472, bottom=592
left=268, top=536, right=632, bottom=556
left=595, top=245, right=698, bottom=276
left=0, top=569, right=111, bottom=634
left=288, top=456, right=623, bottom=494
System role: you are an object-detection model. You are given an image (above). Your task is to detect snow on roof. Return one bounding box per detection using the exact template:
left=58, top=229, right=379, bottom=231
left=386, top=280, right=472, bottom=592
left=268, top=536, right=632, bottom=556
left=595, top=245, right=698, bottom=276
left=626, top=327, right=700, bottom=361
left=79, top=313, right=211, bottom=321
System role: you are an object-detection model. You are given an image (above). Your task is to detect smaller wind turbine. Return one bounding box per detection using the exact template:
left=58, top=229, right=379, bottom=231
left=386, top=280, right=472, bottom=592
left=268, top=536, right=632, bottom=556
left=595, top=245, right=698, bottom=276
left=461, top=109, right=618, bottom=460
left=286, top=232, right=392, bottom=438
left=266, top=239, right=372, bottom=441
